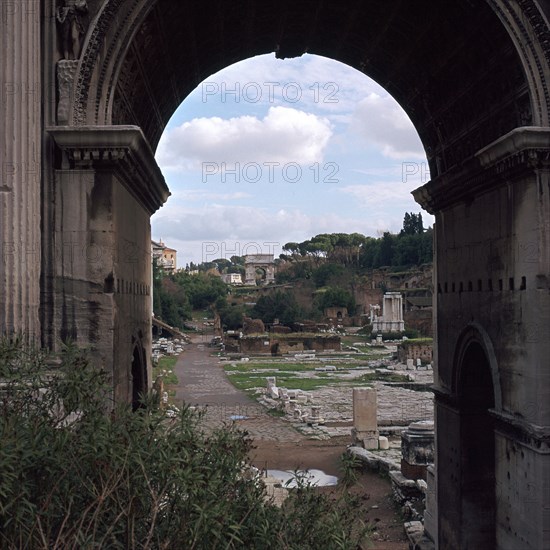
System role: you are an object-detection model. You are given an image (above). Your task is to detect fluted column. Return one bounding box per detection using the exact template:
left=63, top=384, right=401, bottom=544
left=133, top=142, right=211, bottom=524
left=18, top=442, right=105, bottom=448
left=0, top=1, right=41, bottom=341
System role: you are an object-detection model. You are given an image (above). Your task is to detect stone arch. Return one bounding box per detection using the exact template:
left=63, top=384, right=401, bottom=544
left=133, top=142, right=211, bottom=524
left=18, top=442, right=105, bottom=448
left=435, top=324, right=503, bottom=548
left=456, top=340, right=497, bottom=548
left=452, top=323, right=502, bottom=412
left=69, top=1, right=550, bottom=165
left=37, top=2, right=550, bottom=546
left=130, top=337, right=147, bottom=411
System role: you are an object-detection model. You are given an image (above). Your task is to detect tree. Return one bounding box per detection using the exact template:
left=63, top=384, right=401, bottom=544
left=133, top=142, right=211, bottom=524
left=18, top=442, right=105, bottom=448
left=0, top=339, right=369, bottom=548
left=401, top=212, right=424, bottom=235
left=312, top=263, right=344, bottom=288
left=316, top=287, right=356, bottom=314
left=376, top=232, right=396, bottom=267
left=252, top=291, right=303, bottom=324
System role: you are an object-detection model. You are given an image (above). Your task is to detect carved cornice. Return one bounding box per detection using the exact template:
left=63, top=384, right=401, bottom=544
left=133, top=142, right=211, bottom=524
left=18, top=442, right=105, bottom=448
left=491, top=409, right=550, bottom=454
left=476, top=125, right=550, bottom=169
left=413, top=126, right=550, bottom=213
left=47, top=125, right=170, bottom=214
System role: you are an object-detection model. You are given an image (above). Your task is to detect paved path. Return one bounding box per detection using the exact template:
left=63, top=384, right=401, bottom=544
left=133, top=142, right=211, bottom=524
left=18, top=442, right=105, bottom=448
left=173, top=339, right=302, bottom=442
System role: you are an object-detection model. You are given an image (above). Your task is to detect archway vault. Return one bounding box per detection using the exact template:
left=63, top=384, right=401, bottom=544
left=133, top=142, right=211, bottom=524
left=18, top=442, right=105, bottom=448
left=452, top=323, right=503, bottom=412
left=70, top=0, right=550, bottom=176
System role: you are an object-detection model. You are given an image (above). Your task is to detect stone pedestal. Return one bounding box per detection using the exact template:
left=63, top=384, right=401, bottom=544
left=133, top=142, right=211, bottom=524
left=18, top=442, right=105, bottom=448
left=352, top=387, right=379, bottom=449
left=401, top=420, right=435, bottom=480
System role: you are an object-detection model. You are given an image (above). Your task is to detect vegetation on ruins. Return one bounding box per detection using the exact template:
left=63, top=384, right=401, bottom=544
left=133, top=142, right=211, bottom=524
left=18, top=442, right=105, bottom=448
left=224, top=356, right=410, bottom=395
left=251, top=291, right=304, bottom=325
left=0, top=338, right=369, bottom=550
left=152, top=212, right=432, bottom=331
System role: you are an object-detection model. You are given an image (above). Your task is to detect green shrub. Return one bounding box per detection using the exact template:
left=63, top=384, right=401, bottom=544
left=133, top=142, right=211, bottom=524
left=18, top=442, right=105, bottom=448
left=0, top=338, right=369, bottom=549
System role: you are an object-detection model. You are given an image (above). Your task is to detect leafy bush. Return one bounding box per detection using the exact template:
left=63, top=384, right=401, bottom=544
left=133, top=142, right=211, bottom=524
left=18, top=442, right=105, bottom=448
left=0, top=338, right=368, bottom=549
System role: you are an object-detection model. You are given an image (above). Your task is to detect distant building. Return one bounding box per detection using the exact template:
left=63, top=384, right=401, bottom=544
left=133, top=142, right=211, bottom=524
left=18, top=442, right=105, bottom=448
left=152, top=239, right=177, bottom=273
left=221, top=273, right=243, bottom=285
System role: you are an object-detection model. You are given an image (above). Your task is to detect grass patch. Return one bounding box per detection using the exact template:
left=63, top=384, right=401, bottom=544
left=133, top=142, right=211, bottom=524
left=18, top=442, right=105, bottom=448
left=152, top=355, right=179, bottom=386
left=226, top=370, right=340, bottom=392
left=225, top=361, right=331, bottom=372
left=266, top=408, right=286, bottom=417
left=354, top=372, right=410, bottom=384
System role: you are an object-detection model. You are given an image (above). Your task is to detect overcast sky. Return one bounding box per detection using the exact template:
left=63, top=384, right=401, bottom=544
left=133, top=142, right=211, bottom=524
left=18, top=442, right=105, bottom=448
left=152, top=53, right=432, bottom=267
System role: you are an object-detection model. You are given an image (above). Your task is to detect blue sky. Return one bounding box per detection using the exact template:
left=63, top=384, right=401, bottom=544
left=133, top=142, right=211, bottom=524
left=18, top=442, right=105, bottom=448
left=152, top=54, right=432, bottom=267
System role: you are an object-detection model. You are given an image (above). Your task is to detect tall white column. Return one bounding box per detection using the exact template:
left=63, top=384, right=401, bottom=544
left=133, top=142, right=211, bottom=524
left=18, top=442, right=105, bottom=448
left=0, top=1, right=41, bottom=341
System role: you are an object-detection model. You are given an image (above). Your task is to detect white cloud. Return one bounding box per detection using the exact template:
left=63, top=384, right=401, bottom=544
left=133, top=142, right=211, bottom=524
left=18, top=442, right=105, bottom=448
left=152, top=55, right=433, bottom=265
left=152, top=202, right=422, bottom=265
left=156, top=106, right=333, bottom=172
left=172, top=189, right=252, bottom=202
left=350, top=94, right=425, bottom=159
left=196, top=53, right=381, bottom=115
left=339, top=182, right=415, bottom=207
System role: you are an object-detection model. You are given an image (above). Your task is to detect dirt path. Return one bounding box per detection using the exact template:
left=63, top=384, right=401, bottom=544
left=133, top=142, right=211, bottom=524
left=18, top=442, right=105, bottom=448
left=172, top=341, right=408, bottom=549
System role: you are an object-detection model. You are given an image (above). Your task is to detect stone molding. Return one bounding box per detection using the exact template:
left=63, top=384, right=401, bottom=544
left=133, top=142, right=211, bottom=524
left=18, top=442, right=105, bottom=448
left=413, top=126, right=550, bottom=213
left=433, top=386, right=550, bottom=453
left=476, top=125, right=550, bottom=169
left=47, top=125, right=170, bottom=214
left=491, top=408, right=550, bottom=454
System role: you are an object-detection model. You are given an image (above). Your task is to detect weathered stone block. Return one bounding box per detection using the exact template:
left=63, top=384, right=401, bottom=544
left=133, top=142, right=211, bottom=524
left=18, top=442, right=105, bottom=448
left=353, top=387, right=377, bottom=432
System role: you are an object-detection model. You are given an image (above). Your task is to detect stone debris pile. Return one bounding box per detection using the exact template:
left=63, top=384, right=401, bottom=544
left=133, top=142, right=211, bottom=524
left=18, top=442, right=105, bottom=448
left=152, top=337, right=186, bottom=362
left=264, top=377, right=324, bottom=425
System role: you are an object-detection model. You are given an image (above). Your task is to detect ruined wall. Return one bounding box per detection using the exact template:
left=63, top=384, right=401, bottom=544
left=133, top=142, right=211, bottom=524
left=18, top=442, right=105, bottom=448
left=404, top=309, right=433, bottom=337
left=397, top=341, right=433, bottom=363
left=239, top=336, right=270, bottom=354
left=240, top=334, right=341, bottom=354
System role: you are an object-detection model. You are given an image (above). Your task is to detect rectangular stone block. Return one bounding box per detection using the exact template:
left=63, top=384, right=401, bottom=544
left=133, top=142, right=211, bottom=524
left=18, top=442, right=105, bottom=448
left=353, top=387, right=377, bottom=432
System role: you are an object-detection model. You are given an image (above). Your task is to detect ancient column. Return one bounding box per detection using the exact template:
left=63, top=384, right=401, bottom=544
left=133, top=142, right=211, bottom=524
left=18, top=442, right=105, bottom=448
left=0, top=1, right=41, bottom=341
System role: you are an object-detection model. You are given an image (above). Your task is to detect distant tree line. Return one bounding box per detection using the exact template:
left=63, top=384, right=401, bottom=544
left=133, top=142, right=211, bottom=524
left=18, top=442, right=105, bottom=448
left=153, top=212, right=432, bottom=330
left=185, top=255, right=245, bottom=275
left=279, top=212, right=432, bottom=272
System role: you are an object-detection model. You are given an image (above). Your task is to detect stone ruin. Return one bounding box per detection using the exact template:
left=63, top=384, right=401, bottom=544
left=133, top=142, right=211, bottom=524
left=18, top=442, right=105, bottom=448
left=265, top=377, right=322, bottom=424
left=244, top=254, right=275, bottom=285
left=347, top=393, right=436, bottom=547
left=370, top=292, right=404, bottom=333
left=242, top=316, right=265, bottom=335
left=351, top=387, right=389, bottom=450
left=400, top=420, right=435, bottom=481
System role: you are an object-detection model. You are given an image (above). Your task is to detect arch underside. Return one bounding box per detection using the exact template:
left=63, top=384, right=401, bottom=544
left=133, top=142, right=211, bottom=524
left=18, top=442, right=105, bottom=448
left=75, top=0, right=550, bottom=178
